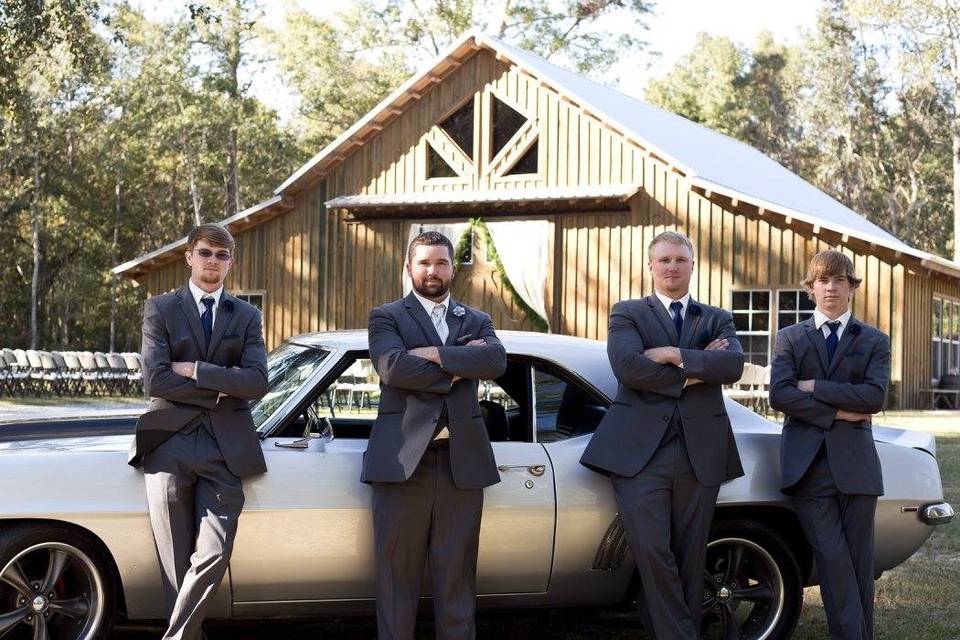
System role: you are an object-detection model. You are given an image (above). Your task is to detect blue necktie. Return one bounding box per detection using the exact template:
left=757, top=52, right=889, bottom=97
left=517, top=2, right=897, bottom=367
left=825, top=321, right=841, bottom=362
left=670, top=301, right=684, bottom=339
left=201, top=297, right=215, bottom=347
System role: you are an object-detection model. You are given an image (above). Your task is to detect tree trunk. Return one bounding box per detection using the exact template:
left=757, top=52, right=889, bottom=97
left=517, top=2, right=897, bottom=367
left=30, top=153, right=41, bottom=350
left=953, top=87, right=960, bottom=262
left=109, top=170, right=121, bottom=353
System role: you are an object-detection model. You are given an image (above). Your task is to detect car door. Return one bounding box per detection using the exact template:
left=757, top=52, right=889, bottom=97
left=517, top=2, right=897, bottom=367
left=229, top=353, right=557, bottom=610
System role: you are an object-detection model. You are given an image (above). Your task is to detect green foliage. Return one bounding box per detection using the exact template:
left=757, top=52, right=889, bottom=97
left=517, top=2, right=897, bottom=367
left=645, top=5, right=954, bottom=256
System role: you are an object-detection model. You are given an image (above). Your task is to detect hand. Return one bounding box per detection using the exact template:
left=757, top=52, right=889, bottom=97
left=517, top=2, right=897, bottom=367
left=644, top=346, right=681, bottom=366
left=465, top=339, right=485, bottom=346
left=408, top=346, right=440, bottom=364
left=704, top=338, right=729, bottom=351
left=836, top=409, right=872, bottom=424
left=451, top=375, right=461, bottom=384
left=685, top=377, right=704, bottom=386
left=171, top=361, right=195, bottom=378
left=797, top=379, right=815, bottom=392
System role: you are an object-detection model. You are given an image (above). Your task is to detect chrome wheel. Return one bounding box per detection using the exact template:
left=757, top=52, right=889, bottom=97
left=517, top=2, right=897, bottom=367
left=0, top=542, right=105, bottom=640
left=701, top=537, right=784, bottom=640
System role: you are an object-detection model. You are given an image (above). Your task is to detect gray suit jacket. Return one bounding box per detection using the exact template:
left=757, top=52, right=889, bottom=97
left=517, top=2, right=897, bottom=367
left=770, top=316, right=889, bottom=495
left=580, top=296, right=745, bottom=487
left=361, top=292, right=507, bottom=490
left=128, top=284, right=269, bottom=478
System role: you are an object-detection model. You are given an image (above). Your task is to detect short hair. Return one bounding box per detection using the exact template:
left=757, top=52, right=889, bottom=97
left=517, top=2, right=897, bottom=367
left=187, top=223, right=235, bottom=251
left=802, top=249, right=862, bottom=291
left=648, top=230, right=694, bottom=257
left=407, top=230, right=454, bottom=264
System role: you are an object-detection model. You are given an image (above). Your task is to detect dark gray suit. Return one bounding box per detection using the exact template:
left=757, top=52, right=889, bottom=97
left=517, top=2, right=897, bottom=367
left=770, top=316, right=890, bottom=640
left=581, top=296, right=744, bottom=639
left=131, top=284, right=267, bottom=640
left=364, top=292, right=506, bottom=640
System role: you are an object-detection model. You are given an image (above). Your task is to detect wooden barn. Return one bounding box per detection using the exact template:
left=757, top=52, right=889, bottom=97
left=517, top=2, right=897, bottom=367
left=114, top=30, right=960, bottom=409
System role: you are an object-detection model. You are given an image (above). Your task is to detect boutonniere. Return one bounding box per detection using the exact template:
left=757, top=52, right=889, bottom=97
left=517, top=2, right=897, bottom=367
left=222, top=299, right=234, bottom=313
left=452, top=305, right=465, bottom=317
left=688, top=304, right=702, bottom=316
left=849, top=323, right=861, bottom=336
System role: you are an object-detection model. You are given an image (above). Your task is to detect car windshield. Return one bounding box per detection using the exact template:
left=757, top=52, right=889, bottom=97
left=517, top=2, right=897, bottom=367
left=251, top=342, right=331, bottom=428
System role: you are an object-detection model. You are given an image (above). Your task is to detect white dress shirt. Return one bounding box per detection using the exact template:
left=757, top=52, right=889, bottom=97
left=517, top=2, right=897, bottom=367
left=813, top=308, right=851, bottom=340
left=187, top=280, right=223, bottom=382
left=188, top=279, right=223, bottom=327
left=655, top=290, right=691, bottom=321
left=410, top=289, right=451, bottom=439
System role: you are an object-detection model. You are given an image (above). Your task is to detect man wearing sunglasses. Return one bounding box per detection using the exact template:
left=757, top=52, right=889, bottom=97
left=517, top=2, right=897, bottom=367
left=129, top=223, right=268, bottom=640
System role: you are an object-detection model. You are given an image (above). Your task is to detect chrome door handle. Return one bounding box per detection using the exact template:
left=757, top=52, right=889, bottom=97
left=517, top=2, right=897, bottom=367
left=497, top=464, right=546, bottom=477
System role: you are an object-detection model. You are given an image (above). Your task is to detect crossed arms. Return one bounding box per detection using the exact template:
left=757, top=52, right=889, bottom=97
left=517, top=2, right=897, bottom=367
left=141, top=297, right=268, bottom=407
left=769, top=331, right=890, bottom=429
left=368, top=307, right=506, bottom=392
left=607, top=303, right=745, bottom=399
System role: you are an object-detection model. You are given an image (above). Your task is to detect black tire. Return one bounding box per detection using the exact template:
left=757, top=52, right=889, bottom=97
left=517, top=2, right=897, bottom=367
left=0, top=524, right=116, bottom=640
left=701, top=520, right=803, bottom=640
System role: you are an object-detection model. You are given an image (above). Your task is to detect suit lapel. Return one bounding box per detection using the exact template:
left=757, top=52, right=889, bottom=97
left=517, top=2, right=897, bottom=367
left=444, top=300, right=465, bottom=346
left=207, top=291, right=237, bottom=358
left=802, top=316, right=830, bottom=376
left=403, top=292, right=443, bottom=347
left=679, top=300, right=703, bottom=348
left=646, top=295, right=679, bottom=345
left=176, top=285, right=206, bottom=353
left=827, top=318, right=861, bottom=377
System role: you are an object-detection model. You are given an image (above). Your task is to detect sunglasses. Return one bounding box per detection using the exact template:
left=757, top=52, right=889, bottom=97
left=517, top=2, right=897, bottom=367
left=193, top=248, right=232, bottom=261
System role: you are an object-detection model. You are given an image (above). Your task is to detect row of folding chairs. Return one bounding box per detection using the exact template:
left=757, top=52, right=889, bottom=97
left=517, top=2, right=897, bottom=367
left=0, top=348, right=144, bottom=397
left=724, top=362, right=772, bottom=414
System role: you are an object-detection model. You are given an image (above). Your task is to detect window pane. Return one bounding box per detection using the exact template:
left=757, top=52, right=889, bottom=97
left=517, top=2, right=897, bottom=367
left=778, top=312, right=796, bottom=329
left=754, top=290, right=770, bottom=309
left=439, top=100, right=474, bottom=157
left=753, top=312, right=769, bottom=332
left=492, top=97, right=526, bottom=159
left=505, top=140, right=538, bottom=175
left=732, top=291, right=750, bottom=310
left=427, top=143, right=457, bottom=178
left=734, top=313, right=750, bottom=332
left=778, top=291, right=797, bottom=311
left=933, top=298, right=943, bottom=337
left=799, top=294, right=816, bottom=311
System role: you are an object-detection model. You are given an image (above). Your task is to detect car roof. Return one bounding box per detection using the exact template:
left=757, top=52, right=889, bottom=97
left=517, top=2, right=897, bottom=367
left=289, top=329, right=618, bottom=398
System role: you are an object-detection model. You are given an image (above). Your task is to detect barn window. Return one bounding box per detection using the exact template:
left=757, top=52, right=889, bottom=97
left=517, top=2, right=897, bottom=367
left=505, top=140, right=539, bottom=175
left=932, top=296, right=960, bottom=382
left=491, top=96, right=527, bottom=159
left=235, top=292, right=264, bottom=311
left=427, top=142, right=457, bottom=178
left=776, top=290, right=815, bottom=329
left=439, top=100, right=474, bottom=158
left=732, top=289, right=771, bottom=366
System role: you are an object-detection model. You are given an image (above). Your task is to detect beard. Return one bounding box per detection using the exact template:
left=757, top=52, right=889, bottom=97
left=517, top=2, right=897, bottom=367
left=412, top=275, right=450, bottom=300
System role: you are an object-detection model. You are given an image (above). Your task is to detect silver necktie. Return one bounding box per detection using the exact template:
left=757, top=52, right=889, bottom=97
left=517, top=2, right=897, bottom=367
left=432, top=304, right=448, bottom=343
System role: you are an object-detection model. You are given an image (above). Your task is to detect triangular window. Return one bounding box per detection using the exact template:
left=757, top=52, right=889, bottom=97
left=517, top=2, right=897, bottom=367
left=440, top=101, right=474, bottom=158
left=492, top=97, right=527, bottom=159
left=505, top=141, right=539, bottom=175
left=427, top=142, right=457, bottom=178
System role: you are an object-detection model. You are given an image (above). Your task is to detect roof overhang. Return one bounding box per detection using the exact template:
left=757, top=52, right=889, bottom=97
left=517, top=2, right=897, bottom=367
left=325, top=185, right=640, bottom=220
left=112, top=195, right=295, bottom=280
left=691, top=181, right=960, bottom=278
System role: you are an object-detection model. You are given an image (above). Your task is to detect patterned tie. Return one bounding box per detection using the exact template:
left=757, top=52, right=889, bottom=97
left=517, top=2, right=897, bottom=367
left=825, top=321, right=841, bottom=362
left=669, top=300, right=684, bottom=339
left=201, top=296, right=215, bottom=347
left=431, top=304, right=448, bottom=343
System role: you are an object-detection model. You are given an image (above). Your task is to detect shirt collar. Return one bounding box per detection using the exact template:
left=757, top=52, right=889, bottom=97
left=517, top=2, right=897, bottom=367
left=188, top=280, right=223, bottom=308
left=654, top=290, right=690, bottom=315
left=411, top=289, right=450, bottom=318
left=813, top=308, right=851, bottom=330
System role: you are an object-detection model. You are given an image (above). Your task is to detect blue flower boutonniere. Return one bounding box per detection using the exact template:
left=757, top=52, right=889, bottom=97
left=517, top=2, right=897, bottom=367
left=688, top=304, right=702, bottom=316
left=452, top=305, right=466, bottom=317
left=222, top=299, right=235, bottom=313
left=849, top=323, right=861, bottom=336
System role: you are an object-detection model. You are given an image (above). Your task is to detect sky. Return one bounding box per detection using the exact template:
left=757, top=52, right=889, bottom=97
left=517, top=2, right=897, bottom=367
left=137, top=0, right=825, bottom=121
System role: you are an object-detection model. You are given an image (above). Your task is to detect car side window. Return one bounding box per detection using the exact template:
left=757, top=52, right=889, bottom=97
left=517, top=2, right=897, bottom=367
left=307, top=357, right=381, bottom=438
left=534, top=365, right=607, bottom=442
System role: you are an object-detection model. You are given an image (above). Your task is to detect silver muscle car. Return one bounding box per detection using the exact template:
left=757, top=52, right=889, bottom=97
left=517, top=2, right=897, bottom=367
left=0, top=330, right=952, bottom=640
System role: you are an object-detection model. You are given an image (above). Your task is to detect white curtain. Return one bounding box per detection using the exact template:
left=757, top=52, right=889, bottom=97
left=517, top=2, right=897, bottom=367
left=485, top=220, right=551, bottom=330
left=402, top=222, right=470, bottom=295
